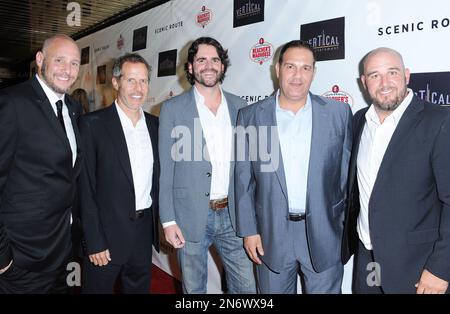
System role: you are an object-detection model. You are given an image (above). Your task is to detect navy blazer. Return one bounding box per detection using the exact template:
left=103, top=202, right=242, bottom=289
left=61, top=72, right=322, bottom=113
left=342, top=95, right=450, bottom=293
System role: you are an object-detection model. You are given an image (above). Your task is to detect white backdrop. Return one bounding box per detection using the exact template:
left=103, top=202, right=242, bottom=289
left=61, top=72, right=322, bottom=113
left=69, top=0, right=450, bottom=293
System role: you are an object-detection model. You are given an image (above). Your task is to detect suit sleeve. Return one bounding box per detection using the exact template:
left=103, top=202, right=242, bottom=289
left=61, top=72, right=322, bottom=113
left=78, top=117, right=108, bottom=254
left=424, top=113, right=450, bottom=281
left=0, top=93, right=16, bottom=268
left=234, top=109, right=258, bottom=237
left=158, top=102, right=177, bottom=224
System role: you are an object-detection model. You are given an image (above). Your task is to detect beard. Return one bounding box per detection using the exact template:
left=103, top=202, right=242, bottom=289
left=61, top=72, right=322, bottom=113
left=41, top=61, right=72, bottom=94
left=371, top=87, right=408, bottom=112
left=193, top=69, right=224, bottom=88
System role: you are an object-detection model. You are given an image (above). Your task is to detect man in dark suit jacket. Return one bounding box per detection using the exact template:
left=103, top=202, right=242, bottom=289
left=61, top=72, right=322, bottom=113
left=0, top=34, right=82, bottom=293
left=342, top=47, right=450, bottom=294
left=79, top=53, right=159, bottom=294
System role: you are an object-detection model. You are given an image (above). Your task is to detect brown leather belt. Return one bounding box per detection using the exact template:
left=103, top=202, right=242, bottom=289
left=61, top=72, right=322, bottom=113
left=209, top=197, right=228, bottom=211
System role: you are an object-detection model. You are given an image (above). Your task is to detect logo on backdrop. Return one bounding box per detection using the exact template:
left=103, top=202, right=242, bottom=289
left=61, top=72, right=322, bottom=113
left=117, top=34, right=124, bottom=50
left=132, top=26, right=148, bottom=51
left=249, top=38, right=273, bottom=65
left=196, top=6, right=212, bottom=28
left=233, top=0, right=264, bottom=28
left=377, top=18, right=450, bottom=36
left=300, top=16, right=345, bottom=61
left=241, top=94, right=270, bottom=104
left=154, top=21, right=183, bottom=34
left=80, top=46, right=90, bottom=65
left=322, top=85, right=353, bottom=107
left=157, top=49, right=177, bottom=77
left=409, top=72, right=450, bottom=106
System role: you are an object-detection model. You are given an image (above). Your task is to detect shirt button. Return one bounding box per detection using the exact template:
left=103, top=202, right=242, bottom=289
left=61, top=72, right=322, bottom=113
left=205, top=192, right=210, bottom=197
left=206, top=172, right=211, bottom=177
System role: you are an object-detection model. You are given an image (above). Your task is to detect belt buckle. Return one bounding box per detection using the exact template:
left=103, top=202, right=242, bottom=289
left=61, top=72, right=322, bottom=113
left=209, top=197, right=228, bottom=211
left=288, top=213, right=306, bottom=221
left=135, top=210, right=145, bottom=219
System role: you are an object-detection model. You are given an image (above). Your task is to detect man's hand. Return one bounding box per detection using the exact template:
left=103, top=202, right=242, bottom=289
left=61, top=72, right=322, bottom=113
left=0, top=260, right=13, bottom=274
left=89, top=249, right=111, bottom=266
left=415, top=269, right=449, bottom=294
left=244, top=234, right=264, bottom=264
left=164, top=224, right=185, bottom=249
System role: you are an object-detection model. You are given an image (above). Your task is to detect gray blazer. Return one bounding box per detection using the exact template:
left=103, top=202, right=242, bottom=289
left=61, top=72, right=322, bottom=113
left=159, top=88, right=246, bottom=241
left=235, top=93, right=352, bottom=273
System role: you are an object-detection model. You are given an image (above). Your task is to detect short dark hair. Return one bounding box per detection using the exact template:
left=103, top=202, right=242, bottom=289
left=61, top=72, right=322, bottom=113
left=184, top=37, right=230, bottom=85
left=278, top=40, right=316, bottom=66
left=112, top=53, right=151, bottom=81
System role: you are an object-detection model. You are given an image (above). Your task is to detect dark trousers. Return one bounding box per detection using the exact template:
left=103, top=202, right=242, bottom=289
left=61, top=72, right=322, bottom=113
left=81, top=211, right=153, bottom=294
left=352, top=240, right=384, bottom=294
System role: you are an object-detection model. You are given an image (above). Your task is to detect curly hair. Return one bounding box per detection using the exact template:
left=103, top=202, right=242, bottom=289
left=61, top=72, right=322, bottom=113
left=184, top=37, right=230, bottom=85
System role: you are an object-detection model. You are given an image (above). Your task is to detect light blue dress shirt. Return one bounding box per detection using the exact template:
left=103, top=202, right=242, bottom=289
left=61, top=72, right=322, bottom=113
left=275, top=91, right=312, bottom=214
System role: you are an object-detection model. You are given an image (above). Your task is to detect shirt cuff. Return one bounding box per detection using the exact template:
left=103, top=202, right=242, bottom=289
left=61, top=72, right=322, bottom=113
left=162, top=221, right=176, bottom=228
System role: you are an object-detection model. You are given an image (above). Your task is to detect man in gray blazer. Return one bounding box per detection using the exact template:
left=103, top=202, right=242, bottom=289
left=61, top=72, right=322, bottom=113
left=159, top=37, right=255, bottom=294
left=235, top=40, right=352, bottom=293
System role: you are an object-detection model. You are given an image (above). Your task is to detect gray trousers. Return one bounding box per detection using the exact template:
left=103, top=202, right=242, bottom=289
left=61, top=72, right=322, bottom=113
left=256, top=219, right=343, bottom=294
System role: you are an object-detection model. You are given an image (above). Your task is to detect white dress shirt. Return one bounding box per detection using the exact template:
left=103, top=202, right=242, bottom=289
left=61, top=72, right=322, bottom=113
left=357, top=89, right=413, bottom=250
left=276, top=90, right=312, bottom=214
left=115, top=102, right=154, bottom=211
left=36, top=74, right=77, bottom=167
left=194, top=86, right=232, bottom=200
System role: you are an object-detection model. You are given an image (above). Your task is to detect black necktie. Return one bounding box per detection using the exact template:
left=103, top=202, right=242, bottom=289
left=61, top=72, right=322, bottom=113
left=56, top=100, right=66, bottom=134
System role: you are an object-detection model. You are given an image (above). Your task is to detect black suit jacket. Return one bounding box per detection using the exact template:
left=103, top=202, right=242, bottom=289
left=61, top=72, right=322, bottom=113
left=78, top=103, right=159, bottom=266
left=342, top=95, right=450, bottom=293
left=0, top=77, right=82, bottom=272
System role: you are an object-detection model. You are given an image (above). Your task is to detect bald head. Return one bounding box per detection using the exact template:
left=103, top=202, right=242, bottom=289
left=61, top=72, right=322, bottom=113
left=41, top=34, right=79, bottom=55
left=363, top=47, right=406, bottom=75
left=36, top=34, right=81, bottom=96
left=361, top=47, right=410, bottom=117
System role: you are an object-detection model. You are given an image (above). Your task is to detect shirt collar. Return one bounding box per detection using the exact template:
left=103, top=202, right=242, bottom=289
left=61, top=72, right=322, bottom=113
left=275, top=89, right=312, bottom=114
left=365, top=88, right=413, bottom=126
left=115, top=100, right=144, bottom=127
left=193, top=85, right=226, bottom=110
left=35, top=74, right=65, bottom=106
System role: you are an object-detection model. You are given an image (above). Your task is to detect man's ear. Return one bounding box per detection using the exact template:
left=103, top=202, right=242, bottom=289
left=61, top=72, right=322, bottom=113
left=360, top=75, right=367, bottom=90
left=36, top=51, right=44, bottom=68
left=405, top=68, right=411, bottom=85
left=112, top=77, right=119, bottom=91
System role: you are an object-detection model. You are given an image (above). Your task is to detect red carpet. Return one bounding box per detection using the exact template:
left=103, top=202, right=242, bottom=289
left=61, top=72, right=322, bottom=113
left=150, top=264, right=182, bottom=294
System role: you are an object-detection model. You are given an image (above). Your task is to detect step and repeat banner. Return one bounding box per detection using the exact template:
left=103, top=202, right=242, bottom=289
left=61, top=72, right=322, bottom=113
left=69, top=0, right=450, bottom=293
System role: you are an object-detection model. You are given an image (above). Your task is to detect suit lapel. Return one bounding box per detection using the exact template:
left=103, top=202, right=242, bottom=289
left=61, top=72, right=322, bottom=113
left=349, top=108, right=368, bottom=191
left=306, top=94, right=328, bottom=203
left=145, top=114, right=158, bottom=162
left=31, top=77, right=71, bottom=151
left=65, top=95, right=82, bottom=170
left=224, top=92, right=239, bottom=127
left=257, top=96, right=288, bottom=201
left=104, top=104, right=134, bottom=187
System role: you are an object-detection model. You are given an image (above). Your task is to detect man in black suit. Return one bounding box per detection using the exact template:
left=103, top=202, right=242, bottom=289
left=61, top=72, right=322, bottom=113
left=342, top=47, right=450, bottom=294
left=0, top=34, right=82, bottom=293
left=79, top=53, right=159, bottom=294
